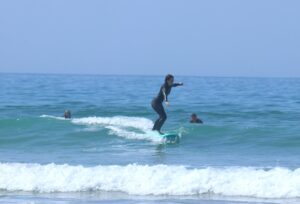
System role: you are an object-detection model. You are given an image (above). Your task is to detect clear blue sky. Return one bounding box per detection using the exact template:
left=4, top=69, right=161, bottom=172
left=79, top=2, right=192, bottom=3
left=0, top=0, right=299, bottom=77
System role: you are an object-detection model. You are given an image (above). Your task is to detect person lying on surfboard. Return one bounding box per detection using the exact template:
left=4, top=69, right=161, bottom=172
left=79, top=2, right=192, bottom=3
left=151, top=74, right=183, bottom=134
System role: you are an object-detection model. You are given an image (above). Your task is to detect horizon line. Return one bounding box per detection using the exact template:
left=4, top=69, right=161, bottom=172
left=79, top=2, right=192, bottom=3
left=1, top=71, right=300, bottom=79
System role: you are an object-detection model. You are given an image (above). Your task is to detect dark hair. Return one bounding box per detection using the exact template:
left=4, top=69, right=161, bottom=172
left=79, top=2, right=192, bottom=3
left=191, top=113, right=197, bottom=117
left=165, top=74, right=174, bottom=83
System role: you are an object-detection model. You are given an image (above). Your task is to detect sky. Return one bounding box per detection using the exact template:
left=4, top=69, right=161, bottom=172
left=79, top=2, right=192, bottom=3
left=0, top=0, right=299, bottom=77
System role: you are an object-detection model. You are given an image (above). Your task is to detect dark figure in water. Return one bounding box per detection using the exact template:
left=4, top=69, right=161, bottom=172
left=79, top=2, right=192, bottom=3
left=64, top=110, right=71, bottom=119
left=190, top=113, right=203, bottom=124
left=151, top=74, right=183, bottom=134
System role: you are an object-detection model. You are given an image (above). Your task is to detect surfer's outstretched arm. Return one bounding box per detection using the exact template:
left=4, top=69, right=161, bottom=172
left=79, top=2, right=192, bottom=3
left=173, top=82, right=183, bottom=87
left=163, top=82, right=183, bottom=105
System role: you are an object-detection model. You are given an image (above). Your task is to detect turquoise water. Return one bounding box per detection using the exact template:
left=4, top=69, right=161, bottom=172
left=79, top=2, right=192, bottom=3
left=1, top=73, right=300, bottom=203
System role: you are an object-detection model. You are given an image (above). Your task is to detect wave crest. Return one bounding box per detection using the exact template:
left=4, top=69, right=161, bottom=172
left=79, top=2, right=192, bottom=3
left=1, top=163, right=300, bottom=198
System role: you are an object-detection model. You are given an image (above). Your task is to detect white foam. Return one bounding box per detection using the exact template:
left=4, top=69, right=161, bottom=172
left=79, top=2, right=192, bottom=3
left=40, top=115, right=162, bottom=142
left=71, top=116, right=163, bottom=142
left=106, top=126, right=163, bottom=143
left=40, top=115, right=66, bottom=120
left=71, top=116, right=153, bottom=131
left=1, top=163, right=300, bottom=198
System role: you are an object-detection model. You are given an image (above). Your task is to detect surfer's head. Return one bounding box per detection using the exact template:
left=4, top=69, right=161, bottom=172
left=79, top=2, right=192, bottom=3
left=165, top=74, right=174, bottom=86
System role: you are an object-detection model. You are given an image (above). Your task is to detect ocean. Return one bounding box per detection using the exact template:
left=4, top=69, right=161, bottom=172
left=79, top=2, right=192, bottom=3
left=0, top=73, right=300, bottom=204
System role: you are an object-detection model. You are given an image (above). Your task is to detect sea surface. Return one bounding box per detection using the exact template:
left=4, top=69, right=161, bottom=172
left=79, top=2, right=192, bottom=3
left=0, top=73, right=300, bottom=204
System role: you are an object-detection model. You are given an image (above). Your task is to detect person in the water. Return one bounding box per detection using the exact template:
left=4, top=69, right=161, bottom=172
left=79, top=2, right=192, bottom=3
left=151, top=74, right=183, bottom=134
left=190, top=113, right=203, bottom=124
left=64, top=110, right=71, bottom=119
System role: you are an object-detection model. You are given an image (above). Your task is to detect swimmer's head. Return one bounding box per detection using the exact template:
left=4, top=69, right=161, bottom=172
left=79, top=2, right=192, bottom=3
left=191, top=113, right=197, bottom=120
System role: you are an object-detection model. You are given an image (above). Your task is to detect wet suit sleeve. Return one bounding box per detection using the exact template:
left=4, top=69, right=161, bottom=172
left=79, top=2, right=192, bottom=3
left=172, top=82, right=183, bottom=87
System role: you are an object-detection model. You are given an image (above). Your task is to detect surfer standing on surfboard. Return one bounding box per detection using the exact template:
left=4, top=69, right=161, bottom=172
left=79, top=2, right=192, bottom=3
left=151, top=74, right=183, bottom=134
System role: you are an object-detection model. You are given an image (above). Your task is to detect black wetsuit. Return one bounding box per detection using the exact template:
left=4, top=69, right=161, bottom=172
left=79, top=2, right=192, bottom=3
left=190, top=118, right=203, bottom=124
left=151, top=82, right=182, bottom=132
